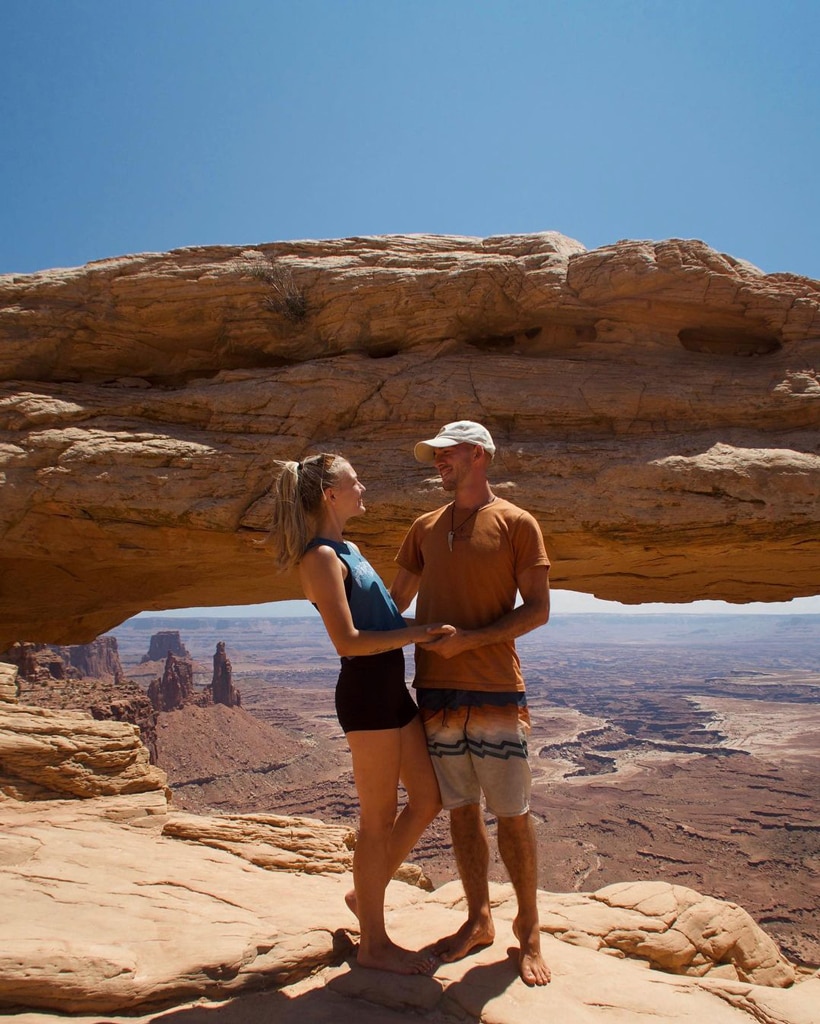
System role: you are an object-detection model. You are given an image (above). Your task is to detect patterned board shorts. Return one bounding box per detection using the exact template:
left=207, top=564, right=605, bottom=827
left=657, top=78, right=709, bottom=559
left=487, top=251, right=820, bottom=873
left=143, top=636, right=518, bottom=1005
left=416, top=688, right=532, bottom=817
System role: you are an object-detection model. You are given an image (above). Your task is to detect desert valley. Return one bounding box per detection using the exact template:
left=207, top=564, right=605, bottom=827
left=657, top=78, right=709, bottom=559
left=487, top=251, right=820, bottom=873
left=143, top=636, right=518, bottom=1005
left=78, top=609, right=820, bottom=969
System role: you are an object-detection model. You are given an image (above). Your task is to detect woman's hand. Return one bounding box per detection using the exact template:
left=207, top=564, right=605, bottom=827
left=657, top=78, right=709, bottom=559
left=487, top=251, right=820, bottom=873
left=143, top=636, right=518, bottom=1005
left=415, top=623, right=456, bottom=646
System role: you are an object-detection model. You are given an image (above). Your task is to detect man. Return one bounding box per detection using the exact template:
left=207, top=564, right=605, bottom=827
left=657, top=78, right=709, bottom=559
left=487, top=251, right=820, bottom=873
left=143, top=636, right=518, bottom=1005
left=391, top=420, right=551, bottom=987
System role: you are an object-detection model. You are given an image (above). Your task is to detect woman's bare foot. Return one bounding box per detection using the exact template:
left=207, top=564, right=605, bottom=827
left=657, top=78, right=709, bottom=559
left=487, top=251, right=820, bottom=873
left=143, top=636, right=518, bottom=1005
left=357, top=939, right=436, bottom=975
left=512, top=918, right=551, bottom=986
left=433, top=917, right=495, bottom=963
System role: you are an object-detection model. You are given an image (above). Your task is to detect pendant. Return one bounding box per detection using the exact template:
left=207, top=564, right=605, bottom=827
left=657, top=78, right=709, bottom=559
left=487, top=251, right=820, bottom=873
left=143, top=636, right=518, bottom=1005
left=447, top=530, right=454, bottom=552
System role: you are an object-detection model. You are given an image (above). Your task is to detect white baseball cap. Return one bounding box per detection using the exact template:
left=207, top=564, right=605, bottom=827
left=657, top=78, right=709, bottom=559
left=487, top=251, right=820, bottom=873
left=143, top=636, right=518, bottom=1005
left=414, top=421, right=496, bottom=463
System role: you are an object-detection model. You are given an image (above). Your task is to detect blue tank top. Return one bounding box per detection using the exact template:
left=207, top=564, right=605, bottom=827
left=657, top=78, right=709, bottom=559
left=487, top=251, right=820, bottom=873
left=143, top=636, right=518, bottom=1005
left=305, top=537, right=406, bottom=632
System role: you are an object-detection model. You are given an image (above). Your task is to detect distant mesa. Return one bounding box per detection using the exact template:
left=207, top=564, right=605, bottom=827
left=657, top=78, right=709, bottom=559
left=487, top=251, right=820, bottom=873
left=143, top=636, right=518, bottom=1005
left=141, top=630, right=191, bottom=664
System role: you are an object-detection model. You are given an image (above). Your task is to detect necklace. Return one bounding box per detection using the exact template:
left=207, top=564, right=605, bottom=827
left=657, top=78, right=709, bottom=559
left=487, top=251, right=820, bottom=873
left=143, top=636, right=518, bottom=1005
left=448, top=496, right=496, bottom=551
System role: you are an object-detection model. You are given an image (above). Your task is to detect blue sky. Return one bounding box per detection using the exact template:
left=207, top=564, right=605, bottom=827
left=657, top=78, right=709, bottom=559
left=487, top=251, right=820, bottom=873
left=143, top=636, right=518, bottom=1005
left=2, top=0, right=818, bottom=614
left=3, top=0, right=819, bottom=279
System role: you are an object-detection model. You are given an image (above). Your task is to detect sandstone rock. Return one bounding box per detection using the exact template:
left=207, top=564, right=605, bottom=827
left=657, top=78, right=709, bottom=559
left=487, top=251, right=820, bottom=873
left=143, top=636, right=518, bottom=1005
left=89, top=693, right=159, bottom=765
left=537, top=880, right=797, bottom=987
left=147, top=651, right=195, bottom=711
left=163, top=808, right=354, bottom=874
left=12, top=661, right=160, bottom=765
left=0, top=793, right=353, bottom=1014
left=209, top=639, right=241, bottom=707
left=2, top=794, right=815, bottom=1022
left=1, top=234, right=819, bottom=645
left=2, top=636, right=124, bottom=683
left=393, top=860, right=434, bottom=892
left=70, top=635, right=123, bottom=680
left=0, top=702, right=167, bottom=799
left=162, top=810, right=431, bottom=889
left=1, top=642, right=68, bottom=681
left=0, top=662, right=19, bottom=703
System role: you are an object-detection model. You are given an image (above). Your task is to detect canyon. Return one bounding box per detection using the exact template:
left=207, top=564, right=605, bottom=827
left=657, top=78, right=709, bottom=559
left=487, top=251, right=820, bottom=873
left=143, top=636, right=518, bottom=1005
left=105, top=612, right=820, bottom=967
left=1, top=231, right=818, bottom=1022
left=4, top=610, right=818, bottom=1022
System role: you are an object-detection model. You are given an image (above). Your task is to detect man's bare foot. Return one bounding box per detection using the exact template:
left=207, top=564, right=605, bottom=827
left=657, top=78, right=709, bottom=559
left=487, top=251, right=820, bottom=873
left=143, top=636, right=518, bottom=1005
left=516, top=947, right=551, bottom=986
left=512, top=919, right=551, bottom=986
left=345, top=888, right=358, bottom=918
left=433, top=918, right=495, bottom=962
left=356, top=939, right=435, bottom=975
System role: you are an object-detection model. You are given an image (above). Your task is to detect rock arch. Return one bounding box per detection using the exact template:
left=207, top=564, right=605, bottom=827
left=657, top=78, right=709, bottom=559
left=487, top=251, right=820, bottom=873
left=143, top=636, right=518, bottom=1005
left=1, top=233, right=818, bottom=645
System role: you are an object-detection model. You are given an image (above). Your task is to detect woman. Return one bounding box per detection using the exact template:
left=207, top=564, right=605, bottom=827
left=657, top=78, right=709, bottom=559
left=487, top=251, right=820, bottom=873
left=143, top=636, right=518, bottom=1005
left=267, top=452, right=450, bottom=974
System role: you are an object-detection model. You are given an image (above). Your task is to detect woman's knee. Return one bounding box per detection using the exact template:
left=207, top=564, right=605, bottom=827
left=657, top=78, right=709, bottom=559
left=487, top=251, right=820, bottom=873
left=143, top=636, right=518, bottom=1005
left=403, top=769, right=442, bottom=819
left=358, top=806, right=398, bottom=837
left=416, top=788, right=442, bottom=822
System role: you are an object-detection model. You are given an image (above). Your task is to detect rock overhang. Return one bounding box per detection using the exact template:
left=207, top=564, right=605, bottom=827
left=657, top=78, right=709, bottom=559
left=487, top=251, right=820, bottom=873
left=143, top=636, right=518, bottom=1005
left=1, top=232, right=818, bottom=644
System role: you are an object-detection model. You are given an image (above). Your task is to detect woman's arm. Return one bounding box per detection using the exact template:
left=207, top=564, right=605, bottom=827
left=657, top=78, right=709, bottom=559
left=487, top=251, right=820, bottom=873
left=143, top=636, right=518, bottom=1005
left=299, top=545, right=447, bottom=658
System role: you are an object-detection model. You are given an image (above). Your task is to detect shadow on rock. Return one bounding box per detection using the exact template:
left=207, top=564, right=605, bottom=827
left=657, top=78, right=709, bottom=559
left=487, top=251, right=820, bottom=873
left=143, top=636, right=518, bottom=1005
left=438, top=954, right=524, bottom=1019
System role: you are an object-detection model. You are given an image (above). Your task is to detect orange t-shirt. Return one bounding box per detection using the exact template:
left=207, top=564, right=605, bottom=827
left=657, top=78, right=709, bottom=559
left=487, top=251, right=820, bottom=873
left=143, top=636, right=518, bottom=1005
left=396, top=498, right=550, bottom=692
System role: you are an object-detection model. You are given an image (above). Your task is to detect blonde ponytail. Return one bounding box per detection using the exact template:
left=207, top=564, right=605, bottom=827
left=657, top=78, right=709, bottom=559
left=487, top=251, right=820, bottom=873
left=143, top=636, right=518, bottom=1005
left=266, top=453, right=347, bottom=570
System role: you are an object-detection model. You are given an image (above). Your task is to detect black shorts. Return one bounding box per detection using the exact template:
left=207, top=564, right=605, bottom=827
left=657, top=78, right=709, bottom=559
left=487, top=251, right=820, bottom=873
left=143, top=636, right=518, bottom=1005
left=335, top=648, right=419, bottom=734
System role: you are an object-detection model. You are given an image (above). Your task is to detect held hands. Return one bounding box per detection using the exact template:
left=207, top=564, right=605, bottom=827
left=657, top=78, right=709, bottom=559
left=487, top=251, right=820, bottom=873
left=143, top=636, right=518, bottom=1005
left=417, top=624, right=477, bottom=658
left=415, top=623, right=456, bottom=647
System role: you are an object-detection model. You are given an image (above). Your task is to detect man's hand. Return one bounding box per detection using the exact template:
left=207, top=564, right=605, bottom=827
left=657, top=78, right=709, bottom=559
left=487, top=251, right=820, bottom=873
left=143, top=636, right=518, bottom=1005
left=416, top=624, right=456, bottom=647
left=420, top=626, right=478, bottom=658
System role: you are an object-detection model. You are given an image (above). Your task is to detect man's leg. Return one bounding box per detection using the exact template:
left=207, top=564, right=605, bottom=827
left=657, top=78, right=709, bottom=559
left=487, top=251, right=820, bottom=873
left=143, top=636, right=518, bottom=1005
left=418, top=691, right=496, bottom=961
left=435, top=802, right=496, bottom=961
left=497, top=811, right=551, bottom=986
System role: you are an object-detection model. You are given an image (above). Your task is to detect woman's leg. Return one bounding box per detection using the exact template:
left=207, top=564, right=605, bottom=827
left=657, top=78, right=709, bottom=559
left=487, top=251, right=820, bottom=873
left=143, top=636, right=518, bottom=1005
left=346, top=726, right=432, bottom=973
left=386, top=714, right=441, bottom=873
left=346, top=715, right=440, bottom=910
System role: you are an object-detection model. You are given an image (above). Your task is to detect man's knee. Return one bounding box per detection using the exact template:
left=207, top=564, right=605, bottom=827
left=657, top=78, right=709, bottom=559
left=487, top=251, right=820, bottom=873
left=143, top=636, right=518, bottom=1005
left=497, top=810, right=536, bottom=847
left=449, top=801, right=484, bottom=836
left=450, top=801, right=482, bottom=820
left=498, top=809, right=531, bottom=829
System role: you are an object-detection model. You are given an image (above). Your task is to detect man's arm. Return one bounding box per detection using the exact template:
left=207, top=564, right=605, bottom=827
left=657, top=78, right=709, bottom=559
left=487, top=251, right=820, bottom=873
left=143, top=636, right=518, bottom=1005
left=426, top=564, right=550, bottom=660
left=390, top=565, right=421, bottom=615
